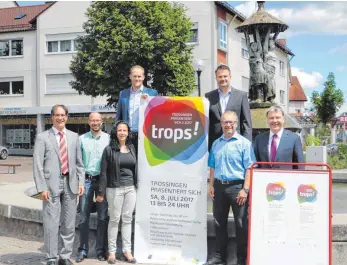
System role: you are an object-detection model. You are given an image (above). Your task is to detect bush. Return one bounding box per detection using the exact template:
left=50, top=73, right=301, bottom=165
left=327, top=142, right=347, bottom=169
left=303, top=135, right=321, bottom=151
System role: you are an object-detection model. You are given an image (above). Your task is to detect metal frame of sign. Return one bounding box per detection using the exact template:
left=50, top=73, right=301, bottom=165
left=247, top=162, right=332, bottom=265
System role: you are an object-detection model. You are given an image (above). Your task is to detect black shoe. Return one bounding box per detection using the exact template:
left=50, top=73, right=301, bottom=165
left=58, top=259, right=74, bottom=265
left=204, top=256, right=226, bottom=265
left=97, top=253, right=107, bottom=261
left=237, top=260, right=246, bottom=265
left=46, top=261, right=56, bottom=265
left=75, top=252, right=87, bottom=263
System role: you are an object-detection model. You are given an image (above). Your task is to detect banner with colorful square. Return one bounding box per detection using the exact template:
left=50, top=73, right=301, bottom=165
left=134, top=96, right=209, bottom=265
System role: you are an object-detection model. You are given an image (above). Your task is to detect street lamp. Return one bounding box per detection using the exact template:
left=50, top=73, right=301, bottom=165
left=194, top=59, right=204, bottom=96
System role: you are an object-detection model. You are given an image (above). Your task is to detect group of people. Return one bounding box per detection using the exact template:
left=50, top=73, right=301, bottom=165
left=33, top=64, right=304, bottom=265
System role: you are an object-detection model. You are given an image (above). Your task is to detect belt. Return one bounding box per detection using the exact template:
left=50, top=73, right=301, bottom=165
left=214, top=179, right=244, bottom=185
left=85, top=173, right=99, bottom=180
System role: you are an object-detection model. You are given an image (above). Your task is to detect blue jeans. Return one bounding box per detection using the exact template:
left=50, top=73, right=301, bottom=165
left=78, top=179, right=108, bottom=256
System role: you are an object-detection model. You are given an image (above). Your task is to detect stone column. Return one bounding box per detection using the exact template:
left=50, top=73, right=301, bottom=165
left=331, top=126, right=336, bottom=144
left=36, top=114, right=45, bottom=134
left=310, top=127, right=315, bottom=136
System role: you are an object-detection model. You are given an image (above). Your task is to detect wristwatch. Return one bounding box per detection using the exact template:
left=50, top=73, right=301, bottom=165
left=243, top=188, right=249, bottom=194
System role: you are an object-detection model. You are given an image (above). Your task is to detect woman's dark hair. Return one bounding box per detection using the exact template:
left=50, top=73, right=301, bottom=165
left=110, top=120, right=132, bottom=149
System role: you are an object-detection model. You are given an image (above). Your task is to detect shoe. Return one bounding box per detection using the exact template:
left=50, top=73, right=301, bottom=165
left=123, top=253, right=137, bottom=263
left=58, top=259, right=74, bottom=265
left=237, top=260, right=246, bottom=265
left=75, top=252, right=87, bottom=263
left=204, top=256, right=226, bottom=265
left=46, top=261, right=56, bottom=265
left=107, top=253, right=116, bottom=264
left=97, top=253, right=107, bottom=261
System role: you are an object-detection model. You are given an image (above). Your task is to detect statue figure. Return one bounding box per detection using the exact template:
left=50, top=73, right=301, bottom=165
left=245, top=27, right=266, bottom=103
left=263, top=28, right=279, bottom=103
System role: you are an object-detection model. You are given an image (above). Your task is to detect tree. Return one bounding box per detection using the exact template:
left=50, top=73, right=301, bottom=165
left=70, top=1, right=196, bottom=105
left=311, top=72, right=344, bottom=124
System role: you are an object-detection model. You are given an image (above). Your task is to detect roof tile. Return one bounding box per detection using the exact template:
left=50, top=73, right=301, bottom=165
left=289, top=76, right=307, bottom=101
left=0, top=3, right=52, bottom=33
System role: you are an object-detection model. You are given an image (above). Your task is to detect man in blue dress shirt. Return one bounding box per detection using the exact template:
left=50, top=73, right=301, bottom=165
left=205, top=110, right=256, bottom=265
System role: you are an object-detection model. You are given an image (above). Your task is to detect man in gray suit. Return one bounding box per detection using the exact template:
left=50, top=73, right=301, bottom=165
left=205, top=64, right=252, bottom=151
left=253, top=105, right=304, bottom=169
left=33, top=104, right=85, bottom=265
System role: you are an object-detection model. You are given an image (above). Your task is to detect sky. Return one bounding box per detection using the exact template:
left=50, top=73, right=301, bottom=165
left=230, top=1, right=347, bottom=115
left=17, top=1, right=347, bottom=115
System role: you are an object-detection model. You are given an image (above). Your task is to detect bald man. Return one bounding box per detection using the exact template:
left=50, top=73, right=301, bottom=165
left=76, top=112, right=110, bottom=263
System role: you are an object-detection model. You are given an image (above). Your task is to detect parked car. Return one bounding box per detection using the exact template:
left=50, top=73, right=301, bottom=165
left=326, top=143, right=338, bottom=154
left=0, top=146, right=8, bottom=160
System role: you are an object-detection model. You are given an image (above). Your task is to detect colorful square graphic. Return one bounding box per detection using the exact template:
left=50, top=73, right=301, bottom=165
left=266, top=182, right=286, bottom=202
left=297, top=184, right=317, bottom=203
left=143, top=97, right=208, bottom=166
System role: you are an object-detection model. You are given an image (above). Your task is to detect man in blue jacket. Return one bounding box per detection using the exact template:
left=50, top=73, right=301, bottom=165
left=115, top=65, right=158, bottom=152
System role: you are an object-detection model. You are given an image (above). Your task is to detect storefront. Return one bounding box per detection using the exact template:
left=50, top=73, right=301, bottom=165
left=0, top=105, right=115, bottom=155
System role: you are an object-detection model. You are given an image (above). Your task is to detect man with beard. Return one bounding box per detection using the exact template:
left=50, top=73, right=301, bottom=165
left=253, top=105, right=304, bottom=169
left=76, top=112, right=110, bottom=262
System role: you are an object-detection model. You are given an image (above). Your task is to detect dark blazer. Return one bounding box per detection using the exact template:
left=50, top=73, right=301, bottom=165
left=115, top=86, right=158, bottom=124
left=253, top=129, right=304, bottom=169
left=205, top=87, right=252, bottom=150
left=99, top=144, right=137, bottom=196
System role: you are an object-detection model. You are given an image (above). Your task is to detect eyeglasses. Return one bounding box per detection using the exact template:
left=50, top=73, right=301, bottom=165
left=222, top=120, right=237, bottom=125
left=53, top=114, right=67, bottom=117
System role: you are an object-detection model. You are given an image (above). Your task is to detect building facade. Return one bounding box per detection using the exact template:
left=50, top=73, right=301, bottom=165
left=183, top=1, right=294, bottom=111
left=0, top=2, right=113, bottom=155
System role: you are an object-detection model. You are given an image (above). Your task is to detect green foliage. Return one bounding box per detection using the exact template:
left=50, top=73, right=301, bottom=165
left=315, top=123, right=331, bottom=144
left=311, top=72, right=344, bottom=124
left=70, top=1, right=196, bottom=105
left=303, top=135, right=321, bottom=151
left=328, top=143, right=347, bottom=169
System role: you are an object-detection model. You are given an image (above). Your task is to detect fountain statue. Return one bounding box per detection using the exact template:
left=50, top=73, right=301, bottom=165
left=236, top=1, right=288, bottom=109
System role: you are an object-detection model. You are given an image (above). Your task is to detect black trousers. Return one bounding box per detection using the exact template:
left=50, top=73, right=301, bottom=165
left=213, top=181, right=248, bottom=262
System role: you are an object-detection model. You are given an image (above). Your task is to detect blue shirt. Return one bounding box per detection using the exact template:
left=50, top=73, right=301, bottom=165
left=218, top=88, right=231, bottom=114
left=208, top=133, right=256, bottom=181
left=79, top=131, right=110, bottom=176
left=129, top=86, right=143, bottom=132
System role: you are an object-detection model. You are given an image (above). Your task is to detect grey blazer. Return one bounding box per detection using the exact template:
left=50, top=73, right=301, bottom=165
left=205, top=87, right=252, bottom=150
left=253, top=129, right=304, bottom=169
left=33, top=128, right=85, bottom=196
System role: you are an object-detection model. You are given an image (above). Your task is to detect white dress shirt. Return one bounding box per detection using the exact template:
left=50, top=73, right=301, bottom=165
left=268, top=128, right=284, bottom=156
left=218, top=88, right=231, bottom=114
left=52, top=126, right=68, bottom=148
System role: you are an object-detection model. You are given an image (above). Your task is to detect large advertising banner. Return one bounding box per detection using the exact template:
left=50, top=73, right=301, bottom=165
left=134, top=97, right=209, bottom=265
left=248, top=168, right=332, bottom=265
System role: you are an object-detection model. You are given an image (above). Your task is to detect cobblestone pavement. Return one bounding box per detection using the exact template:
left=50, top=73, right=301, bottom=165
left=0, top=232, right=134, bottom=265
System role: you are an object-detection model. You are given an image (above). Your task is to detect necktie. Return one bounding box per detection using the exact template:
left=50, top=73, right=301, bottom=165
left=59, top=132, right=69, bottom=174
left=270, top=134, right=278, bottom=162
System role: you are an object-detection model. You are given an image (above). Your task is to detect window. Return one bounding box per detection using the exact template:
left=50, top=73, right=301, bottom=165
left=46, top=74, right=77, bottom=94
left=242, top=76, right=249, bottom=92
left=241, top=38, right=249, bottom=59
left=280, top=90, right=285, bottom=104
left=280, top=60, right=285, bottom=76
left=188, top=22, right=198, bottom=44
left=47, top=40, right=78, bottom=53
left=219, top=21, right=227, bottom=50
left=0, top=78, right=24, bottom=95
left=0, top=39, right=23, bottom=57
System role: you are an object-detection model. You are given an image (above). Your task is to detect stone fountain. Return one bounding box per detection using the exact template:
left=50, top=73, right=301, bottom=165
left=235, top=1, right=301, bottom=138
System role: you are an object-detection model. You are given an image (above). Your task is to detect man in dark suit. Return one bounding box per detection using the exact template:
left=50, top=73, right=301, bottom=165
left=205, top=65, right=252, bottom=151
left=115, top=65, right=158, bottom=152
left=253, top=105, right=304, bottom=169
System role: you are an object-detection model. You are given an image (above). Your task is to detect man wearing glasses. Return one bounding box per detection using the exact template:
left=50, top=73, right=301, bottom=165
left=33, top=104, right=85, bottom=265
left=205, top=111, right=256, bottom=265
left=76, top=112, right=110, bottom=262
